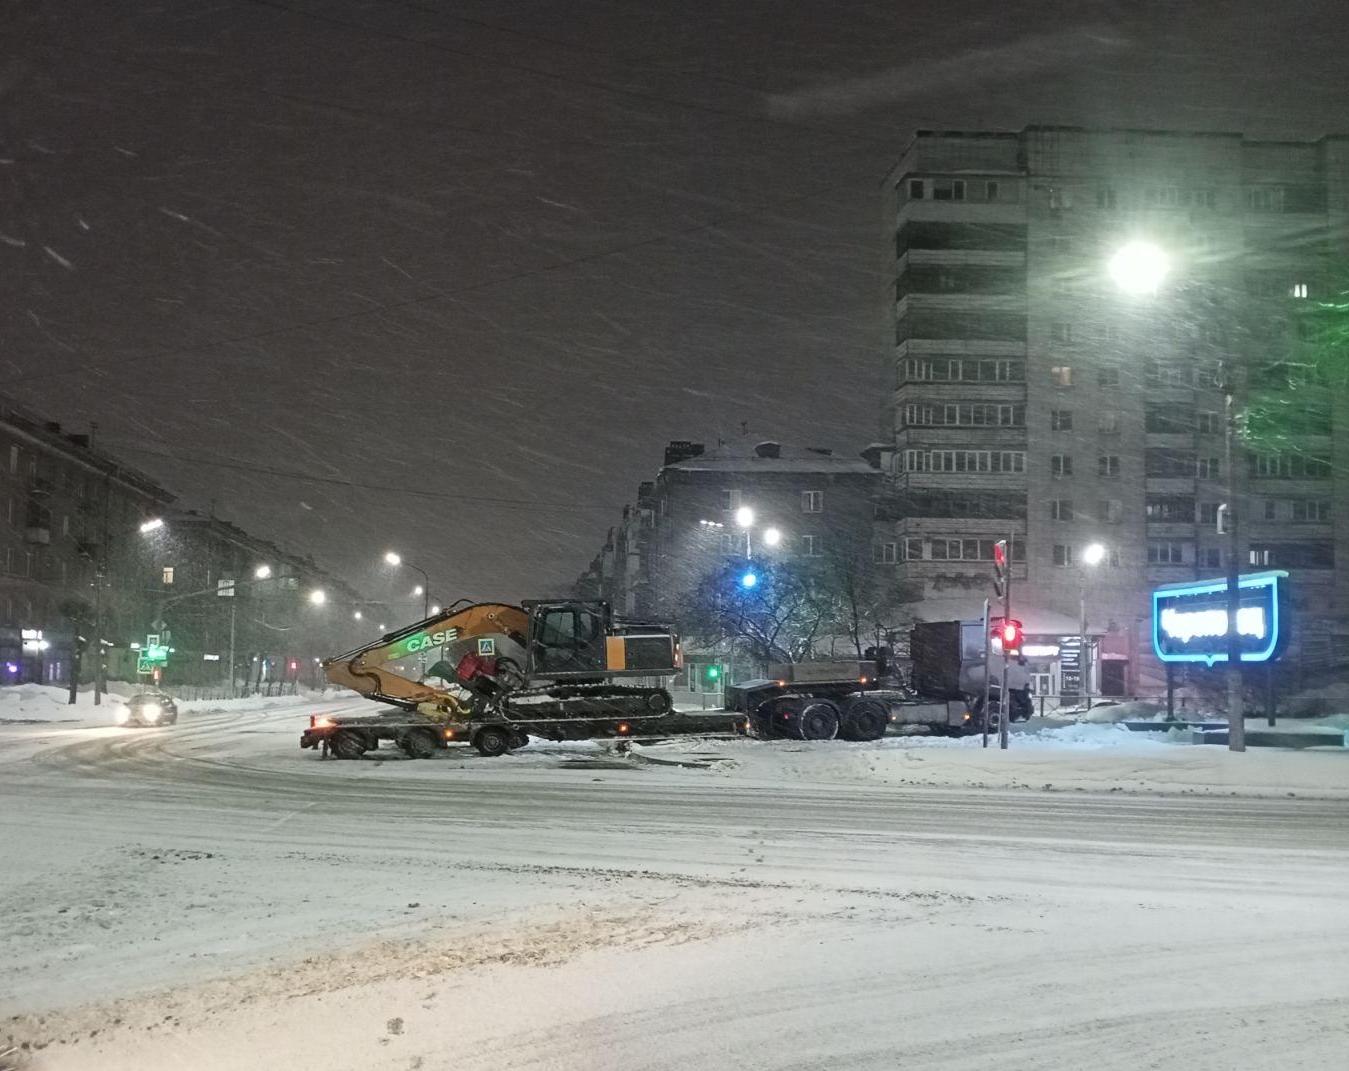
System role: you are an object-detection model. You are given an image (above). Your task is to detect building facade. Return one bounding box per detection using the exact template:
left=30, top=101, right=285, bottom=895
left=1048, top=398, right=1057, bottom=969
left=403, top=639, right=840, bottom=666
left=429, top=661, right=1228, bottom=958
left=576, top=439, right=883, bottom=649
left=0, top=395, right=376, bottom=691
left=0, top=400, right=175, bottom=684
left=878, top=126, right=1349, bottom=696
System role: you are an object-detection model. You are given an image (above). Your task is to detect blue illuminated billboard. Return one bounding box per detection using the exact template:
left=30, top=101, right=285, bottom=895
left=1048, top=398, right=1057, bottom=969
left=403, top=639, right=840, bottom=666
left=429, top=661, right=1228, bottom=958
left=1151, top=571, right=1289, bottom=666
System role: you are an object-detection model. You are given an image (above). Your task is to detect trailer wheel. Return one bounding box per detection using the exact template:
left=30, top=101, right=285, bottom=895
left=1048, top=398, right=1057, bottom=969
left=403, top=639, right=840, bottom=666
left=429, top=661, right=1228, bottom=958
left=795, top=699, right=840, bottom=741
left=401, top=728, right=439, bottom=759
left=473, top=725, right=513, bottom=757
left=841, top=698, right=889, bottom=742
left=330, top=729, right=369, bottom=760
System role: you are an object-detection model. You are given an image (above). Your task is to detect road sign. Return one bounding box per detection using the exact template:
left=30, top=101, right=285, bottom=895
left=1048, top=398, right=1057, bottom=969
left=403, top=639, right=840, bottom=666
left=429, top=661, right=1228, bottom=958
left=477, top=638, right=496, bottom=656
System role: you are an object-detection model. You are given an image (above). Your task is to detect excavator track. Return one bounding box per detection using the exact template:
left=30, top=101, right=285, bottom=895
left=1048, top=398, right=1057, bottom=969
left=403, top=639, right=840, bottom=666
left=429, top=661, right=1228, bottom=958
left=496, top=683, right=672, bottom=724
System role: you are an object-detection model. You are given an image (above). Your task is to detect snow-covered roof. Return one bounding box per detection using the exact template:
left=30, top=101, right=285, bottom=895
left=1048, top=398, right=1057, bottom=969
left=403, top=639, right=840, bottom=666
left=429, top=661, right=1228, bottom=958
left=666, top=444, right=876, bottom=475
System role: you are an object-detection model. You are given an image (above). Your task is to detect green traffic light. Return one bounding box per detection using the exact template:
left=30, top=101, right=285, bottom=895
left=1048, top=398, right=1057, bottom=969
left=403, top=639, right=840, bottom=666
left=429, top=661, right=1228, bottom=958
left=706, top=665, right=720, bottom=679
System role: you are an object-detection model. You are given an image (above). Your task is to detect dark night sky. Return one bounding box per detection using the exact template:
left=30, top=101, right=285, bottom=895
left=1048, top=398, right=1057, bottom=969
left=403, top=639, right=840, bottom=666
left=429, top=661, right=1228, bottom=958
left=3, top=1, right=1347, bottom=608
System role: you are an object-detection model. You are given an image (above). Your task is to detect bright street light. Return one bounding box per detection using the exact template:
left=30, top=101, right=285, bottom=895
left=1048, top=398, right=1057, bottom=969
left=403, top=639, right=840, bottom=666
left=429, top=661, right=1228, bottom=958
left=139, top=517, right=164, bottom=534
left=353, top=610, right=362, bottom=620
left=734, top=506, right=755, bottom=528
left=383, top=551, right=401, bottom=566
left=308, top=589, right=326, bottom=606
left=762, top=526, right=783, bottom=547
left=1082, top=542, right=1106, bottom=567
left=412, top=584, right=424, bottom=597
left=430, top=604, right=441, bottom=614
left=253, top=564, right=272, bottom=579
left=1107, top=239, right=1170, bottom=296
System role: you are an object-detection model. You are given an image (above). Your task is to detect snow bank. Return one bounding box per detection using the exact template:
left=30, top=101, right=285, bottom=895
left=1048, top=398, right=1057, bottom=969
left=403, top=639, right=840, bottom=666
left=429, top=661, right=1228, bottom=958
left=0, top=683, right=340, bottom=723
left=641, top=720, right=1349, bottom=798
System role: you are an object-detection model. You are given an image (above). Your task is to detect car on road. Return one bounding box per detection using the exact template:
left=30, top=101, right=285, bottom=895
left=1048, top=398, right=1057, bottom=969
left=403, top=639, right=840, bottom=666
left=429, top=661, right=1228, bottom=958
left=114, top=691, right=179, bottom=727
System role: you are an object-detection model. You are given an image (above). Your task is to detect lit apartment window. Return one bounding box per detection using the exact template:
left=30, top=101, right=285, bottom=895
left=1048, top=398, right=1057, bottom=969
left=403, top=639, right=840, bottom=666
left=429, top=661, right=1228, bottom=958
left=162, top=566, right=175, bottom=585
left=874, top=542, right=897, bottom=564
left=1050, top=409, right=1073, bottom=431
left=801, top=490, right=823, bottom=513
left=1050, top=366, right=1073, bottom=387
left=1098, top=455, right=1121, bottom=478
left=1049, top=499, right=1074, bottom=521
left=1290, top=282, right=1308, bottom=298
left=1051, top=455, right=1073, bottom=478
left=1052, top=544, right=1075, bottom=567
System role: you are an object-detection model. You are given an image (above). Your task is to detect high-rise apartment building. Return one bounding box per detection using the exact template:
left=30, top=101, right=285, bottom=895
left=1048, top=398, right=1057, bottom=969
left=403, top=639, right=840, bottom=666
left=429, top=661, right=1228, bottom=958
left=878, top=126, right=1349, bottom=695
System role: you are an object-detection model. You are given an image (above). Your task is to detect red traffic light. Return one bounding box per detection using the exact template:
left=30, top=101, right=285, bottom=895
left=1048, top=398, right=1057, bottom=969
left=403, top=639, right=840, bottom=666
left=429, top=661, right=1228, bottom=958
left=995, top=618, right=1024, bottom=652
left=993, top=541, right=1007, bottom=569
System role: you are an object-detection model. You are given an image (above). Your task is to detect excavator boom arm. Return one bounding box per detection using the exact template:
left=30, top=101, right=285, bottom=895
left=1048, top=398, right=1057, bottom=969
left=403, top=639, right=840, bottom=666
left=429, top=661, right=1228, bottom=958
left=323, top=602, right=530, bottom=710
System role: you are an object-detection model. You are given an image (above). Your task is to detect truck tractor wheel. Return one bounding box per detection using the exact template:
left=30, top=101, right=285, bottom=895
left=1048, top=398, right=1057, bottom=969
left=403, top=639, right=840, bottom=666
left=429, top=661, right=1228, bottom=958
left=401, top=728, right=439, bottom=759
left=841, top=698, right=889, bottom=742
left=473, top=725, right=513, bottom=757
left=794, top=699, right=840, bottom=741
left=330, top=729, right=369, bottom=760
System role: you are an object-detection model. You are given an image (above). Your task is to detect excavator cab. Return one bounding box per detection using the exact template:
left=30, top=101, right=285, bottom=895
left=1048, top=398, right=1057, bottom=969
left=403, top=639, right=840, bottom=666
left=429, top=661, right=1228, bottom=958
left=522, top=599, right=680, bottom=681
left=529, top=602, right=607, bottom=675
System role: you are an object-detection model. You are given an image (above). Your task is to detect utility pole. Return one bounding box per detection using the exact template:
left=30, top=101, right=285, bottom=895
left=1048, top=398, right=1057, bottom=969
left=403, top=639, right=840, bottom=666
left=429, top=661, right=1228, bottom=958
left=228, top=601, right=237, bottom=698
left=980, top=598, right=992, bottom=749
left=999, top=530, right=1012, bottom=751
left=94, top=472, right=111, bottom=706
left=1223, top=375, right=1246, bottom=751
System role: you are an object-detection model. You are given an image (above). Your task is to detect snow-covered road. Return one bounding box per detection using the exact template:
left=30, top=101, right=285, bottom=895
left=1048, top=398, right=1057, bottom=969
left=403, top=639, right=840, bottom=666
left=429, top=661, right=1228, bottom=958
left=3, top=695, right=1348, bottom=1070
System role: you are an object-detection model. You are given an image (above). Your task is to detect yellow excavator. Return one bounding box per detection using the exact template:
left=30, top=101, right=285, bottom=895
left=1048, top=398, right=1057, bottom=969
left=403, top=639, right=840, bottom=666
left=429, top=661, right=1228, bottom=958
left=320, top=599, right=682, bottom=743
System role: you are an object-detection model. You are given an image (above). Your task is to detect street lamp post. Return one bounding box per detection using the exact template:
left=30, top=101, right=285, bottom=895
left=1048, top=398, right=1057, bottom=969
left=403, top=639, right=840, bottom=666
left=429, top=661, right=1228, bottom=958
left=1079, top=542, right=1106, bottom=709
left=1107, top=240, right=1244, bottom=751
left=384, top=551, right=433, bottom=673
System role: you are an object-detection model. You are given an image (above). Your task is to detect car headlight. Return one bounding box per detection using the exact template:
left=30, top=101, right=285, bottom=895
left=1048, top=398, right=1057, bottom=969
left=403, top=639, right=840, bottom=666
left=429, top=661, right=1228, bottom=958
left=114, top=706, right=130, bottom=725
left=141, top=703, right=161, bottom=721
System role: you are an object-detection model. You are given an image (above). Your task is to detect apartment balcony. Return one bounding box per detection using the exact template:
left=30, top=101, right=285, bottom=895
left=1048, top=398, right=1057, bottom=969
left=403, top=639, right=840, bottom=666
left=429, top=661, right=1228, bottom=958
left=1145, top=477, right=1196, bottom=495
left=1145, top=521, right=1198, bottom=539
left=896, top=293, right=1025, bottom=318
left=895, top=338, right=1026, bottom=359
left=897, top=200, right=1028, bottom=226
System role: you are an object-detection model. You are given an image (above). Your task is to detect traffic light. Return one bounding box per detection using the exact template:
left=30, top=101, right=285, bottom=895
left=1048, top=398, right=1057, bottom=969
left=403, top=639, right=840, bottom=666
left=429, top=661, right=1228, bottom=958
left=994, top=618, right=1024, bottom=654
left=705, top=664, right=720, bottom=682
left=992, top=539, right=1008, bottom=597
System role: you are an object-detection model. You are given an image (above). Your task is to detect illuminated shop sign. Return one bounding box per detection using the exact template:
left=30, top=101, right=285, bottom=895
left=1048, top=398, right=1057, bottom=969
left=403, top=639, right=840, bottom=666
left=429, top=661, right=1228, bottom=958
left=1152, top=571, right=1288, bottom=666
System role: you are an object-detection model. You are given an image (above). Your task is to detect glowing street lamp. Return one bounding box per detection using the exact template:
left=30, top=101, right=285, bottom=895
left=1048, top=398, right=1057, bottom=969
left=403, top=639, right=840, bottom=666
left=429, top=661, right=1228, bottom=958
left=139, top=517, right=165, bottom=534
left=308, top=589, right=326, bottom=606
left=1107, top=239, right=1170, bottom=296
left=762, top=526, right=783, bottom=548
left=253, top=564, right=272, bottom=579
left=353, top=610, right=363, bottom=620
left=383, top=551, right=401, bottom=567
left=734, top=506, right=755, bottom=529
